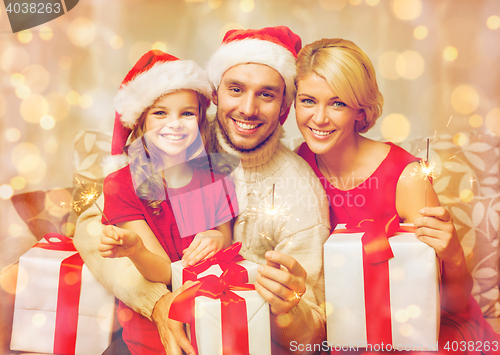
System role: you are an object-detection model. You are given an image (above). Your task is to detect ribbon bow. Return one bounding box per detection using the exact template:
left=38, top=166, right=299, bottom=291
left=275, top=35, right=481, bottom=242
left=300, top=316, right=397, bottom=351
left=34, top=233, right=77, bottom=252
left=183, top=242, right=248, bottom=284
left=170, top=266, right=255, bottom=355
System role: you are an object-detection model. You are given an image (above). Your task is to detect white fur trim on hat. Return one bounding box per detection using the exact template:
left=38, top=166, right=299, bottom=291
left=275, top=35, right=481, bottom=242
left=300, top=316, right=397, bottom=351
left=114, top=60, right=212, bottom=129
left=101, top=153, right=129, bottom=176
left=207, top=38, right=297, bottom=110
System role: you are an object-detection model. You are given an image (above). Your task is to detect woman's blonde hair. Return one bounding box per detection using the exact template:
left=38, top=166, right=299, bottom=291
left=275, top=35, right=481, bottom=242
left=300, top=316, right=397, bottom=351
left=125, top=90, right=210, bottom=213
left=296, top=38, right=384, bottom=133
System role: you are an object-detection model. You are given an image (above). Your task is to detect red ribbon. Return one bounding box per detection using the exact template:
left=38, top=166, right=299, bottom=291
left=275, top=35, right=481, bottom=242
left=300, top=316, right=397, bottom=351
left=332, top=216, right=416, bottom=347
left=34, top=233, right=84, bottom=355
left=170, top=254, right=254, bottom=355
left=183, top=242, right=248, bottom=284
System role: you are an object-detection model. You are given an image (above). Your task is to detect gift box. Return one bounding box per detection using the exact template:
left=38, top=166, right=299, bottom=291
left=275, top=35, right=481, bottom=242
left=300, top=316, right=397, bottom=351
left=171, top=242, right=259, bottom=292
left=324, top=217, right=440, bottom=351
left=169, top=273, right=271, bottom=355
left=10, top=234, right=116, bottom=355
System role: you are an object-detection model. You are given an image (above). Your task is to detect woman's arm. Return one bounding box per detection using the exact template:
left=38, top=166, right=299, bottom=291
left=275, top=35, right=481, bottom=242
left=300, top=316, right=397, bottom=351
left=99, top=220, right=172, bottom=284
left=396, top=162, right=473, bottom=314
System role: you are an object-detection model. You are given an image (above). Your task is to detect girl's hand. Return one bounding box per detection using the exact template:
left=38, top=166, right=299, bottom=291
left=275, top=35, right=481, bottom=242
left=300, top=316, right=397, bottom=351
left=413, top=206, right=465, bottom=265
left=98, top=225, right=142, bottom=258
left=181, top=230, right=225, bottom=267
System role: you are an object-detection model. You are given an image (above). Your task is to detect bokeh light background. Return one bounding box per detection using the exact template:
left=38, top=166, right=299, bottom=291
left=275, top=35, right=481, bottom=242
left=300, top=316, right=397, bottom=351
left=0, top=0, right=499, bottom=267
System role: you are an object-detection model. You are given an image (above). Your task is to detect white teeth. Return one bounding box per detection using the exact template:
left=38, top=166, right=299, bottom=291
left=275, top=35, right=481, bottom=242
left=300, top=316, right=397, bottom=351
left=311, top=128, right=333, bottom=136
left=161, top=134, right=184, bottom=141
left=235, top=121, right=258, bottom=130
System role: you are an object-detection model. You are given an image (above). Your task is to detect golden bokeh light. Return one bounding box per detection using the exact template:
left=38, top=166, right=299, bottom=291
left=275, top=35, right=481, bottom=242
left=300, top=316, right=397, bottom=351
left=8, top=224, right=23, bottom=237
left=399, top=323, right=413, bottom=337
left=110, top=35, right=124, bottom=49
left=486, top=108, right=500, bottom=137
left=32, top=313, right=47, bottom=328
left=239, top=0, right=255, bottom=12
left=66, top=90, right=81, bottom=105
left=487, top=15, right=500, bottom=30
left=118, top=307, right=134, bottom=323
left=395, top=309, right=410, bottom=323
left=275, top=312, right=293, bottom=327
left=348, top=0, right=362, bottom=5
left=40, top=115, right=56, bottom=130
left=79, top=95, right=93, bottom=109
left=0, top=185, right=14, bottom=200
left=6, top=128, right=21, bottom=142
left=378, top=51, right=400, bottom=80
left=468, top=114, right=483, bottom=128
left=11, top=142, right=39, bottom=167
left=0, top=94, right=5, bottom=117
left=396, top=51, right=425, bottom=80
left=68, top=18, right=97, bottom=47
left=129, top=41, right=152, bottom=65
left=11, top=176, right=26, bottom=190
left=47, top=92, right=71, bottom=121
left=39, top=26, right=54, bottom=41
left=381, top=113, right=411, bottom=142
left=365, top=0, right=380, bottom=6
left=17, top=29, right=33, bottom=44
left=15, top=85, right=31, bottom=99
left=64, top=272, right=80, bottom=285
left=460, top=189, right=474, bottom=203
left=59, top=56, right=72, bottom=70
left=392, top=0, right=421, bottom=20
left=443, top=46, right=458, bottom=61
left=451, top=85, right=479, bottom=115
left=18, top=154, right=43, bottom=174
left=45, top=139, right=59, bottom=154
left=10, top=73, right=25, bottom=87
left=319, top=0, right=347, bottom=11
left=453, top=132, right=468, bottom=146
left=87, top=220, right=103, bottom=236
left=20, top=95, right=50, bottom=123
left=208, top=0, right=222, bottom=9
left=390, top=267, right=406, bottom=282
left=320, top=301, right=334, bottom=317
left=151, top=41, right=167, bottom=52
left=61, top=222, right=75, bottom=236
left=407, top=305, right=421, bottom=319
left=413, top=25, right=428, bottom=40
left=1, top=46, right=30, bottom=73
left=23, top=65, right=50, bottom=93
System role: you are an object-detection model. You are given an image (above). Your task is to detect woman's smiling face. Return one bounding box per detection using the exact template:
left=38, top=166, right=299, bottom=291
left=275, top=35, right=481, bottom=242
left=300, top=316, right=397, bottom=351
left=295, top=72, right=365, bottom=155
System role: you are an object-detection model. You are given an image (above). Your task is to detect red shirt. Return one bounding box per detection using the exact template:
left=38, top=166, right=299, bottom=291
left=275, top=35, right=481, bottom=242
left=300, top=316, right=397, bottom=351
left=103, top=165, right=238, bottom=262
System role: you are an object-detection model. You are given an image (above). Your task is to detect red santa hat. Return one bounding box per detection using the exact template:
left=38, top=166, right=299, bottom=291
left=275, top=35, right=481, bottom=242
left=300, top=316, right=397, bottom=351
left=110, top=50, right=212, bottom=158
left=207, top=26, right=302, bottom=125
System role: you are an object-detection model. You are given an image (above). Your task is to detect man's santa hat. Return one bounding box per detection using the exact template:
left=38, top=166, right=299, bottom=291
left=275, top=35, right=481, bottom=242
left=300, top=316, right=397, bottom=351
left=207, top=26, right=302, bottom=125
left=109, top=50, right=212, bottom=170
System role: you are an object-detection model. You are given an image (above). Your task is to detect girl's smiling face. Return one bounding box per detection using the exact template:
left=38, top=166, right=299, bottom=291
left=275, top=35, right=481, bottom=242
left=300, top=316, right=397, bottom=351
left=144, top=90, right=200, bottom=165
left=295, top=72, right=365, bottom=155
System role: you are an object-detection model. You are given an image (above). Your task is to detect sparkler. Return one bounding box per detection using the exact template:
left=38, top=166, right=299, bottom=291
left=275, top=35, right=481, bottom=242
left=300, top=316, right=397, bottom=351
left=62, top=178, right=110, bottom=223
left=410, top=138, right=438, bottom=207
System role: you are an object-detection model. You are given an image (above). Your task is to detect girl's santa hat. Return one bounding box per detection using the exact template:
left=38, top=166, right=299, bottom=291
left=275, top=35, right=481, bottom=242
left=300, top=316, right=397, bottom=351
left=110, top=50, right=212, bottom=163
left=207, top=26, right=302, bottom=125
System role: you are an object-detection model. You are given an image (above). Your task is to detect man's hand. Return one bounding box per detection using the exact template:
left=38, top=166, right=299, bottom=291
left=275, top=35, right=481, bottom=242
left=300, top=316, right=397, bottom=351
left=254, top=250, right=307, bottom=315
left=152, top=282, right=198, bottom=355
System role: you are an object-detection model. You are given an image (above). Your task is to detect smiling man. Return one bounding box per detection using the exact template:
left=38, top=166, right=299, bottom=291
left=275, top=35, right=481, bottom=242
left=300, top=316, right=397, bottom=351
left=74, top=26, right=330, bottom=355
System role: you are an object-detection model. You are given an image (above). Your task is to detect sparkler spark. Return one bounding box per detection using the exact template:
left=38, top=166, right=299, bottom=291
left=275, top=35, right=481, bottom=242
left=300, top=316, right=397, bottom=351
left=61, top=178, right=109, bottom=222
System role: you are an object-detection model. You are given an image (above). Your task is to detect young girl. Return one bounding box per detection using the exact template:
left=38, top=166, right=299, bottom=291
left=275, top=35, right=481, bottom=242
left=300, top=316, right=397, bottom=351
left=295, top=39, right=499, bottom=354
left=98, top=50, right=238, bottom=355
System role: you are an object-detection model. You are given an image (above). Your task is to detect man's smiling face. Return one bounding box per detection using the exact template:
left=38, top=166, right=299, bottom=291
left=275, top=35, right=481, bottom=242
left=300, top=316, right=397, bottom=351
left=214, top=63, right=286, bottom=151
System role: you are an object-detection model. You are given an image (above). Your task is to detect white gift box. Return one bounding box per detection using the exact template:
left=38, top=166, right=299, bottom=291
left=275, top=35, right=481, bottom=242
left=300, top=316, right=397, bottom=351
left=10, top=243, right=116, bottom=355
left=324, top=224, right=440, bottom=350
left=171, top=257, right=259, bottom=292
left=189, top=289, right=271, bottom=355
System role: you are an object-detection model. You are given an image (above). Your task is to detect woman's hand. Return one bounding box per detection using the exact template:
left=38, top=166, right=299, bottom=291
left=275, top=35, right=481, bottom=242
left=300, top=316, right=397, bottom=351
left=413, top=206, right=464, bottom=266
left=98, top=225, right=142, bottom=258
left=181, top=230, right=225, bottom=267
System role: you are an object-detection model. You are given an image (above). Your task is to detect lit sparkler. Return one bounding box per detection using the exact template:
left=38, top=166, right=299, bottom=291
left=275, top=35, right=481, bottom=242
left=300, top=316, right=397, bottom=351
left=410, top=139, right=438, bottom=207
left=62, top=178, right=109, bottom=223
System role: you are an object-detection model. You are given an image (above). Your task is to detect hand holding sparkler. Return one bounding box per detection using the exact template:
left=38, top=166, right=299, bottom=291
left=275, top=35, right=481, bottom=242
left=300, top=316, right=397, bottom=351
left=97, top=225, right=146, bottom=259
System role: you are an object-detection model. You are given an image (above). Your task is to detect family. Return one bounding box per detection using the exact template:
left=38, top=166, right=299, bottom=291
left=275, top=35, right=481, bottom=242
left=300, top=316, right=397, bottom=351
left=73, top=26, right=498, bottom=355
